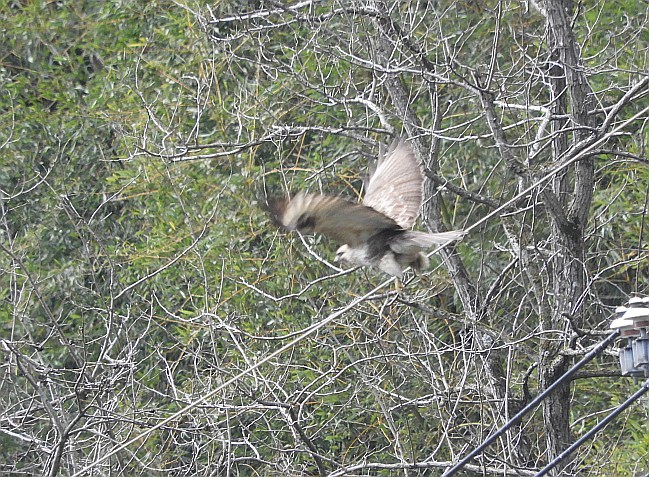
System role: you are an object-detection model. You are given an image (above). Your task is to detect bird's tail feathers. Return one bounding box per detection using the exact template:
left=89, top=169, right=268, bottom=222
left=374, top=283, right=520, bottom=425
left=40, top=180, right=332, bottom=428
left=390, top=229, right=464, bottom=256
left=402, top=230, right=465, bottom=248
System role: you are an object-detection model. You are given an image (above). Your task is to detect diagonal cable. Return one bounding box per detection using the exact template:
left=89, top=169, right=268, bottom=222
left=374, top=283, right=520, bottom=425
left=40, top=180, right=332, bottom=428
left=535, top=379, right=649, bottom=477
left=441, top=331, right=620, bottom=476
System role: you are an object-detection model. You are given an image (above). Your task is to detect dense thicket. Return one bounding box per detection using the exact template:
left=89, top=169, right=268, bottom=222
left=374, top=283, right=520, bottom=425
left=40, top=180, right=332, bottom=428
left=1, top=0, right=648, bottom=476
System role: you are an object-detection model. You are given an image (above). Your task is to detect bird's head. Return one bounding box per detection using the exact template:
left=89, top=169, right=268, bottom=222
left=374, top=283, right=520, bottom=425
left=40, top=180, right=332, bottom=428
left=265, top=196, right=288, bottom=227
left=265, top=192, right=311, bottom=231
left=334, top=244, right=351, bottom=263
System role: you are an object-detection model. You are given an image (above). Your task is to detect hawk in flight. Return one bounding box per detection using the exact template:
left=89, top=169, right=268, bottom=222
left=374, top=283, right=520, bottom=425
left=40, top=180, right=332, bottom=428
left=268, top=138, right=464, bottom=279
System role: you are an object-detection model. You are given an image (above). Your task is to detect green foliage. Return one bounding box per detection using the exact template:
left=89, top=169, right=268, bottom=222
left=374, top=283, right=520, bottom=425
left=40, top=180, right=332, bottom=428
left=1, top=0, right=648, bottom=475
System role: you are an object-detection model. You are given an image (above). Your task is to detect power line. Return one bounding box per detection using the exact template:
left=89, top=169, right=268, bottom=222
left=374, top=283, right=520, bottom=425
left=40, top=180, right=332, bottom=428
left=442, top=331, right=620, bottom=477
left=535, top=379, right=649, bottom=477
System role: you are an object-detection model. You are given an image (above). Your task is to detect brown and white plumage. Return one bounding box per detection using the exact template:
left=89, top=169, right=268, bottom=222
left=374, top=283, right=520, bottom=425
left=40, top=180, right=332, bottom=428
left=268, top=138, right=464, bottom=278
left=363, top=139, right=422, bottom=229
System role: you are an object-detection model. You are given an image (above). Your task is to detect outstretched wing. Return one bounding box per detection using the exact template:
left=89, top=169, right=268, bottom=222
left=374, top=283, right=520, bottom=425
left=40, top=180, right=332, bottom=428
left=362, top=138, right=423, bottom=229
left=267, top=192, right=399, bottom=247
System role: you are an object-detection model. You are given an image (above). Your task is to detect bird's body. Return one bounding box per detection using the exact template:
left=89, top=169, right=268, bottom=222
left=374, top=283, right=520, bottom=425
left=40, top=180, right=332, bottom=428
left=268, top=138, right=464, bottom=279
left=334, top=229, right=464, bottom=277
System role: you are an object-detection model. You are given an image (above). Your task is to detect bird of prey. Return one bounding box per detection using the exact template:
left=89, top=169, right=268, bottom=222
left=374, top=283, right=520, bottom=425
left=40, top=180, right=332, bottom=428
left=267, top=138, right=464, bottom=279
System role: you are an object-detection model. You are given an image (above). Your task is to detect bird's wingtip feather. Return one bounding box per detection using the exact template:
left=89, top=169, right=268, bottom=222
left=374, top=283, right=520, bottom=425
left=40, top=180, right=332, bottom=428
left=265, top=195, right=290, bottom=227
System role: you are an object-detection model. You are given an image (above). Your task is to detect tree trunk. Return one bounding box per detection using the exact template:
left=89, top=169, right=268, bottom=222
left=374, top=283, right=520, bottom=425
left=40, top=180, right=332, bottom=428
left=540, top=0, right=596, bottom=471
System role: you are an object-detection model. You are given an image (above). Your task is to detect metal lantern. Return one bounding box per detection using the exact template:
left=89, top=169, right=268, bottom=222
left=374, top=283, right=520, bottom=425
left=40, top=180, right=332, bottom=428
left=610, top=297, right=649, bottom=378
